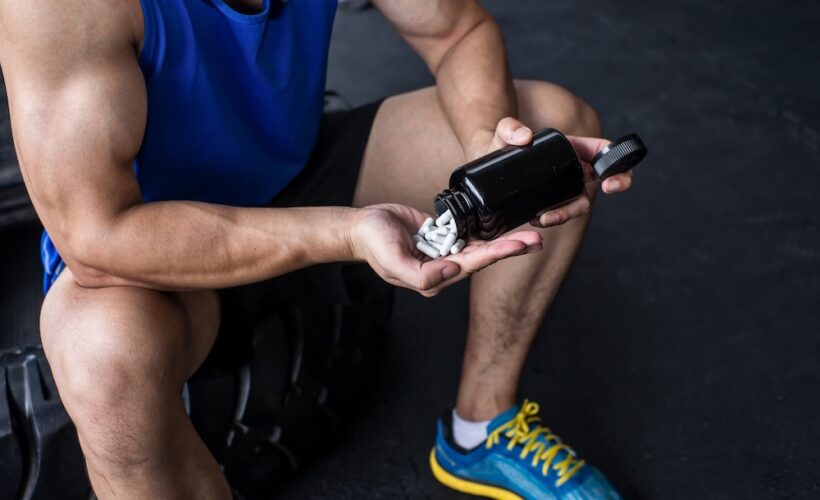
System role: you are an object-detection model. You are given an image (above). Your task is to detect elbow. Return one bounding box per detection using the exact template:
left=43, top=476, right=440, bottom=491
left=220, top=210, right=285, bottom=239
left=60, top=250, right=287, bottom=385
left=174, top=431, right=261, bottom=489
left=70, top=262, right=118, bottom=289
left=427, top=8, right=495, bottom=75
left=61, top=232, right=121, bottom=288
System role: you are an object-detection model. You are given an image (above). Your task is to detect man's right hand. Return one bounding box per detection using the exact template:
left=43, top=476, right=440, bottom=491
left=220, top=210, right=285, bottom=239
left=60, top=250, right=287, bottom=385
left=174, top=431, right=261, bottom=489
left=349, top=204, right=543, bottom=297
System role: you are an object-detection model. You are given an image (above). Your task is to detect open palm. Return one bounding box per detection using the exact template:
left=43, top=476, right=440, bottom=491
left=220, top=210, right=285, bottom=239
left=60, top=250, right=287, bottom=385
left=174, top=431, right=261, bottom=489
left=351, top=204, right=542, bottom=297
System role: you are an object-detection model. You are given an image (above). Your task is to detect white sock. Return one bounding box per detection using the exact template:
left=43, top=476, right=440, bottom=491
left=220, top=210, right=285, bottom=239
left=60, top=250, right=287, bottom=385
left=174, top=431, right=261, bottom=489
left=452, top=409, right=491, bottom=450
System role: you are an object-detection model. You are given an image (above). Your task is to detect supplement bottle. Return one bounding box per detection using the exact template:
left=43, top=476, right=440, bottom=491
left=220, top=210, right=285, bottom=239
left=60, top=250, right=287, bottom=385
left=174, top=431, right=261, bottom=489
left=434, top=129, right=647, bottom=240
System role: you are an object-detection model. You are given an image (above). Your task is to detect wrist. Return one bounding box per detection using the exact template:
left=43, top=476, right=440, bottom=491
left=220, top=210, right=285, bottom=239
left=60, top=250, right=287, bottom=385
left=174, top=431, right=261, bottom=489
left=335, top=207, right=364, bottom=263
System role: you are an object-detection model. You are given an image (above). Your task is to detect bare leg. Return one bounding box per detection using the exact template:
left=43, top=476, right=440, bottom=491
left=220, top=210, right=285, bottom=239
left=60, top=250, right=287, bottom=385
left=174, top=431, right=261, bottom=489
left=355, top=80, right=602, bottom=420
left=40, top=269, right=230, bottom=500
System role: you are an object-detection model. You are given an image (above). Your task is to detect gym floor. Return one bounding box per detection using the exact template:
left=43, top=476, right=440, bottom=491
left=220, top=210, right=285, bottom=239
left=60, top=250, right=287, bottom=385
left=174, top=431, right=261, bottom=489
left=282, top=1, right=820, bottom=498
left=1, top=0, right=818, bottom=498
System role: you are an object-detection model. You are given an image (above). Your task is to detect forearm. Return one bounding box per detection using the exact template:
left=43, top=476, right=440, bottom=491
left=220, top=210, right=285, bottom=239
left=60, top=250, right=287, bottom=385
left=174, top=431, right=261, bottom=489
left=435, top=14, right=517, bottom=159
left=72, top=201, right=358, bottom=290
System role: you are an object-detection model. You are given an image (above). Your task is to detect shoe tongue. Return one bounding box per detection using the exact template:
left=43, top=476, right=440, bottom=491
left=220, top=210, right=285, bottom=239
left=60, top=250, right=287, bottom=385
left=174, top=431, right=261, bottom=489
left=486, top=405, right=521, bottom=433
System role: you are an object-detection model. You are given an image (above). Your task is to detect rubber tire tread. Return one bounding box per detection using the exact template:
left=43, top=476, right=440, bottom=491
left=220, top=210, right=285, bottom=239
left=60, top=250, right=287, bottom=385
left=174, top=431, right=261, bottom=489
left=0, top=347, right=91, bottom=500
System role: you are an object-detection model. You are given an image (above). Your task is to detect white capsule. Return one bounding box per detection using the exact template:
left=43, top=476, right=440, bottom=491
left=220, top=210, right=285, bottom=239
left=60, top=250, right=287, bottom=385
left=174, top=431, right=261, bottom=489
left=421, top=217, right=435, bottom=233
left=439, top=232, right=457, bottom=256
left=434, top=226, right=450, bottom=236
left=450, top=239, right=466, bottom=255
left=428, top=240, right=445, bottom=251
left=435, top=209, right=453, bottom=227
left=416, top=239, right=440, bottom=259
left=427, top=232, right=447, bottom=243
left=448, top=220, right=457, bottom=230
left=412, top=234, right=425, bottom=245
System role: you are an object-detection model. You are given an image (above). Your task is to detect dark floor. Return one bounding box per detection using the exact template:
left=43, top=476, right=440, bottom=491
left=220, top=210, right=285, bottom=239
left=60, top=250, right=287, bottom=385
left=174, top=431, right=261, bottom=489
left=281, top=1, right=820, bottom=498
left=2, top=0, right=820, bottom=498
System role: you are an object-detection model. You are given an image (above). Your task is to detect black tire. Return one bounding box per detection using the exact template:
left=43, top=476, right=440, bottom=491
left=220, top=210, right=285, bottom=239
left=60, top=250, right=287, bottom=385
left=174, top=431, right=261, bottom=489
left=0, top=263, right=393, bottom=500
left=0, top=347, right=91, bottom=500
left=190, top=263, right=394, bottom=499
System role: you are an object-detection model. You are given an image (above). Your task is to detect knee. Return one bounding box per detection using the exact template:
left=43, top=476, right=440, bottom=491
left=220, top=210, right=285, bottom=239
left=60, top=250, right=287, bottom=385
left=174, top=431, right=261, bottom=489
left=40, top=281, right=190, bottom=466
left=573, top=95, right=602, bottom=138
left=42, top=333, right=146, bottom=467
left=516, top=80, right=603, bottom=137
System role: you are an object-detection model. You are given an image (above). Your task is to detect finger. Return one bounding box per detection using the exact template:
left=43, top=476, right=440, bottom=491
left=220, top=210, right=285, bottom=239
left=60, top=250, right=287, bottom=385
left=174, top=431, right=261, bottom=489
left=601, top=170, right=633, bottom=193
left=425, top=233, right=542, bottom=295
left=447, top=238, right=529, bottom=274
left=493, top=229, right=543, bottom=249
left=581, top=161, right=598, bottom=183
left=390, top=247, right=460, bottom=293
left=491, top=117, right=532, bottom=151
left=531, top=195, right=592, bottom=227
left=566, top=135, right=611, bottom=163
left=457, top=230, right=542, bottom=257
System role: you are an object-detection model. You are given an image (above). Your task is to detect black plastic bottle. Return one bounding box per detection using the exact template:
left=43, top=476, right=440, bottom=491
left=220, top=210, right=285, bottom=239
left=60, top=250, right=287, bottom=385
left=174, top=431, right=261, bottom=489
left=434, top=129, right=647, bottom=240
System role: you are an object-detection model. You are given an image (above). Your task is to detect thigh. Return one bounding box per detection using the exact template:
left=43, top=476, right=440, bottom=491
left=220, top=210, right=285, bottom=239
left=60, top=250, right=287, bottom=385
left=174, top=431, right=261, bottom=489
left=353, top=79, right=600, bottom=211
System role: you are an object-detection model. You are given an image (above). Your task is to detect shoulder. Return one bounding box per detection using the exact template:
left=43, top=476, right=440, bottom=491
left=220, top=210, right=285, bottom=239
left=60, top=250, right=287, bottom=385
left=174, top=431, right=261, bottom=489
left=0, top=0, right=142, bottom=72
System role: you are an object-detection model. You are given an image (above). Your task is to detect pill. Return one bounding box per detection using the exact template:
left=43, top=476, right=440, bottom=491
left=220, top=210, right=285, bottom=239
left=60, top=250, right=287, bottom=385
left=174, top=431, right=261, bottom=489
left=435, top=209, right=453, bottom=227
left=416, top=239, right=440, bottom=259
left=427, top=232, right=446, bottom=243
left=419, top=218, right=434, bottom=235
left=428, top=240, right=445, bottom=251
left=439, top=232, right=457, bottom=255
left=414, top=212, right=469, bottom=260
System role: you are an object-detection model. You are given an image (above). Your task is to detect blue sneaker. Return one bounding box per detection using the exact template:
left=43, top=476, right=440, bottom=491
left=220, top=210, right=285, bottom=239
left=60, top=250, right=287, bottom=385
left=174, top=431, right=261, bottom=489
left=430, top=401, right=621, bottom=499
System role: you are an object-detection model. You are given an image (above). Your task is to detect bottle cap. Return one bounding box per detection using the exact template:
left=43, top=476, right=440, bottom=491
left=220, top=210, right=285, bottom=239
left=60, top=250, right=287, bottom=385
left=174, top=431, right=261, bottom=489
left=590, top=134, right=647, bottom=180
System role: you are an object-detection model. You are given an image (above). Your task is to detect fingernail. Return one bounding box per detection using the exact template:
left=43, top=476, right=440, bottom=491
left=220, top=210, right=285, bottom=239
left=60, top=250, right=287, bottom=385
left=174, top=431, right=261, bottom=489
left=526, top=244, right=543, bottom=254
left=511, top=127, right=531, bottom=143
left=543, top=212, right=561, bottom=225
left=441, top=266, right=459, bottom=280
left=606, top=179, right=620, bottom=191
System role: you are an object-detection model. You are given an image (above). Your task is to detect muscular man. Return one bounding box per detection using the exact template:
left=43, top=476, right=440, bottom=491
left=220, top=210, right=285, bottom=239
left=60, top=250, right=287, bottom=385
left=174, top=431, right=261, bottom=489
left=0, top=1, right=632, bottom=498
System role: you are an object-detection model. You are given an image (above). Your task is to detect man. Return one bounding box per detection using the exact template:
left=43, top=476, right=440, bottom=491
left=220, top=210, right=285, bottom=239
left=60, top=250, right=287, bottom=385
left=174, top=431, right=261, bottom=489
left=0, top=0, right=633, bottom=498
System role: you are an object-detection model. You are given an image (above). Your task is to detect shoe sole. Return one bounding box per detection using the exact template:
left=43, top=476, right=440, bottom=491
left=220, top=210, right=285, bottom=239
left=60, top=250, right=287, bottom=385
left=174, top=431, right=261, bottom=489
left=429, top=448, right=523, bottom=500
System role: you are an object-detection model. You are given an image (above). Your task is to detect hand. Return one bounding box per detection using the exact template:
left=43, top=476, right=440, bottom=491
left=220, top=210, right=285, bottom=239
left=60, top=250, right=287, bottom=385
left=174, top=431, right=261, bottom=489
left=349, top=204, right=542, bottom=297
left=474, top=118, right=636, bottom=229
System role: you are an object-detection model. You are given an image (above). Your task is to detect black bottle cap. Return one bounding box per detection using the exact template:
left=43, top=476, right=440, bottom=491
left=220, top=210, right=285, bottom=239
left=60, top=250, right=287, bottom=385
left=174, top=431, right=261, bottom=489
left=590, top=134, right=648, bottom=180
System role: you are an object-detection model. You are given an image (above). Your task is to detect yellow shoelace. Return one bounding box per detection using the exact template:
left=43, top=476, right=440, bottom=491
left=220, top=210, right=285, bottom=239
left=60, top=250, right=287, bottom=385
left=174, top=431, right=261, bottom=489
left=486, top=400, right=585, bottom=487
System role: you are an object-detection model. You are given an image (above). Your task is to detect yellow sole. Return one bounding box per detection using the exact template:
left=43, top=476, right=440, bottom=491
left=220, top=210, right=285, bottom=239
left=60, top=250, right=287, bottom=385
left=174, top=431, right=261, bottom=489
left=429, top=448, right=523, bottom=500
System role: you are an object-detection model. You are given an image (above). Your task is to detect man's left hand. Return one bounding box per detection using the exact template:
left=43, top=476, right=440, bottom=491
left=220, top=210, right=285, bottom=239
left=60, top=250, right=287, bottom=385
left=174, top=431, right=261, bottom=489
left=475, top=117, right=636, bottom=229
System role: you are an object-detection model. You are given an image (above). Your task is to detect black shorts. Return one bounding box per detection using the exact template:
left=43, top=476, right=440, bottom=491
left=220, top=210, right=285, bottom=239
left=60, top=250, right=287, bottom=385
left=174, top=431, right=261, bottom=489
left=200, top=100, right=383, bottom=374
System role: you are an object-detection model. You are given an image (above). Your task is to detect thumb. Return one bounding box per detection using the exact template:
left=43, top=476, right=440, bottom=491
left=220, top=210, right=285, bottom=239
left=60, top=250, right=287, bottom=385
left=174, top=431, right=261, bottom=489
left=491, top=117, right=532, bottom=151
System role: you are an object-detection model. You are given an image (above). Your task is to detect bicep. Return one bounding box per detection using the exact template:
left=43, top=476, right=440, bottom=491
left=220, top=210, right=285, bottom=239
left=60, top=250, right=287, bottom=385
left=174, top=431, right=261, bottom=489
left=3, top=29, right=146, bottom=268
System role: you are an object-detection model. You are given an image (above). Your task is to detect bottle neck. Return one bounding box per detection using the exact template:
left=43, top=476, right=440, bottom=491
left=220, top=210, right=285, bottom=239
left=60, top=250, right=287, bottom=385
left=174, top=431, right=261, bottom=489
left=434, top=188, right=476, bottom=239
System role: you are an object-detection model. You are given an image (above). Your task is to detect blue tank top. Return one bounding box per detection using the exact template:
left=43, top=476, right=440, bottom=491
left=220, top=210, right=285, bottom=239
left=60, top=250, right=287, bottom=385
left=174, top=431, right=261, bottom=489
left=40, top=0, right=338, bottom=292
